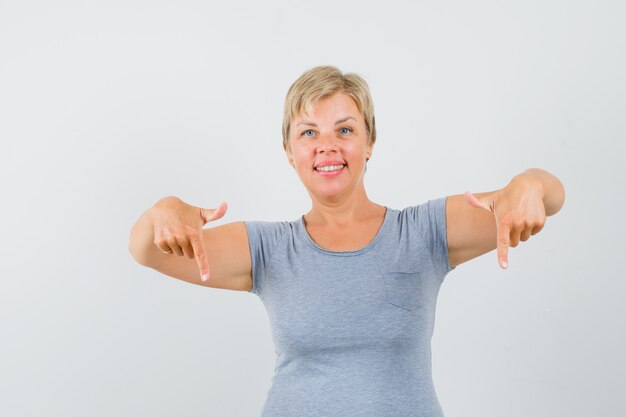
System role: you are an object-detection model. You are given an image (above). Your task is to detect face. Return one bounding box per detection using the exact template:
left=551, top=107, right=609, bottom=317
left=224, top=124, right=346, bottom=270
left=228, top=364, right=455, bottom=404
left=285, top=92, right=373, bottom=203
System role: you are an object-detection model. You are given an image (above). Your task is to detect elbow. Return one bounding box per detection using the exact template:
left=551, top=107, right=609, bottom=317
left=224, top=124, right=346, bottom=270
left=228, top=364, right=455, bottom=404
left=129, top=245, right=144, bottom=266
left=546, top=178, right=566, bottom=217
left=128, top=238, right=150, bottom=267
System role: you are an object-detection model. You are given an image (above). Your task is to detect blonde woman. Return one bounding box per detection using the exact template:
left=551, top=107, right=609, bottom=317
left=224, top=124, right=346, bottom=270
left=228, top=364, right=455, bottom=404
left=129, top=65, right=565, bottom=416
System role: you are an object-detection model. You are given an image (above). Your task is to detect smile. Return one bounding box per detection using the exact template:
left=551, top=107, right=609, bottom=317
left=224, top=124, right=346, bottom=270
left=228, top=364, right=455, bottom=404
left=314, top=164, right=345, bottom=172
left=313, top=164, right=345, bottom=177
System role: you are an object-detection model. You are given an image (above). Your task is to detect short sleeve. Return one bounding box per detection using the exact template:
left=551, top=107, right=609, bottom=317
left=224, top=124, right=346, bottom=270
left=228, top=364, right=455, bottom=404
left=408, top=196, right=455, bottom=280
left=244, top=221, right=289, bottom=297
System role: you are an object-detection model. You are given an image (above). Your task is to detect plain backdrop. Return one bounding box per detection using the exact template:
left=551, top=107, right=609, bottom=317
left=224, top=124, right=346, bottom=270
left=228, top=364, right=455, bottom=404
left=1, top=1, right=625, bottom=416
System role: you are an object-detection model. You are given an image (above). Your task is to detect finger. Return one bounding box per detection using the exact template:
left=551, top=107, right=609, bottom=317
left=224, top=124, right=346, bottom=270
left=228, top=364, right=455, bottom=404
left=154, top=236, right=175, bottom=254
left=509, top=225, right=521, bottom=247
left=156, top=244, right=173, bottom=254
left=519, top=226, right=532, bottom=242
left=531, top=221, right=545, bottom=236
left=187, top=227, right=210, bottom=281
left=167, top=239, right=185, bottom=256
left=497, top=223, right=511, bottom=269
left=201, top=202, right=228, bottom=225
left=180, top=238, right=196, bottom=259
left=155, top=225, right=184, bottom=255
left=464, top=191, right=491, bottom=211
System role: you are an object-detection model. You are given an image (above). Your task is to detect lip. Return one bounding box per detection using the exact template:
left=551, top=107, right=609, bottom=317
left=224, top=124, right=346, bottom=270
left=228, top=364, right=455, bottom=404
left=313, top=165, right=345, bottom=177
left=313, top=160, right=346, bottom=169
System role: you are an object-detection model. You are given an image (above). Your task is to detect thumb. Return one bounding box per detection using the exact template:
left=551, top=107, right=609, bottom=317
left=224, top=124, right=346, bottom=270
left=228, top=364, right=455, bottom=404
left=200, top=202, right=228, bottom=225
left=464, top=191, right=492, bottom=212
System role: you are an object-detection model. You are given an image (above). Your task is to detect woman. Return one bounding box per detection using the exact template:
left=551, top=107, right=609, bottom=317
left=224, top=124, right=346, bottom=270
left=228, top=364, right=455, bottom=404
left=129, top=65, right=565, bottom=416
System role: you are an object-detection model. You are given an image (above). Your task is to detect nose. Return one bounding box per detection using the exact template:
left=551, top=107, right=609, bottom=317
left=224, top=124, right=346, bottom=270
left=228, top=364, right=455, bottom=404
left=316, top=132, right=339, bottom=154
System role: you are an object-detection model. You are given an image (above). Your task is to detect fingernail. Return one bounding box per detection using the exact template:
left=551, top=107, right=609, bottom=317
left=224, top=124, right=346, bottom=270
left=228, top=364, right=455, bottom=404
left=502, top=261, right=508, bottom=269
left=201, top=274, right=208, bottom=281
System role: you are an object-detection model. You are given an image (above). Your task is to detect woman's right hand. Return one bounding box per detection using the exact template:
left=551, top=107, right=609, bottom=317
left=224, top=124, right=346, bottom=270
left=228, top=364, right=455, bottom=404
left=150, top=196, right=227, bottom=281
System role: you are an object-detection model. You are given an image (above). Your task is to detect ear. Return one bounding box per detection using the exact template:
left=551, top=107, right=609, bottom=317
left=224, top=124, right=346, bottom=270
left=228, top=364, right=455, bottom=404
left=366, top=141, right=374, bottom=160
left=285, top=146, right=295, bottom=167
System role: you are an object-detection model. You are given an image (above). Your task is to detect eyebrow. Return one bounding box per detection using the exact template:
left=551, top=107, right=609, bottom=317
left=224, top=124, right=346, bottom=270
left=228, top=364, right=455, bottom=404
left=296, top=116, right=357, bottom=127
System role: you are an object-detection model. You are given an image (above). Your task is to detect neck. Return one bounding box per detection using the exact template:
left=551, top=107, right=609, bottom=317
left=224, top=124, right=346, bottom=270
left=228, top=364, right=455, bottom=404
left=305, top=183, right=383, bottom=227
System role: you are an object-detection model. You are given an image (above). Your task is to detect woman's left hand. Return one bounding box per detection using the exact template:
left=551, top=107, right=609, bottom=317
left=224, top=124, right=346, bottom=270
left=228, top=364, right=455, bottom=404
left=464, top=176, right=547, bottom=269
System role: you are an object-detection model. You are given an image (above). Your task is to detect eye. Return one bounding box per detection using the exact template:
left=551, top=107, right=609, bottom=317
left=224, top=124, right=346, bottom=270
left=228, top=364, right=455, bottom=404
left=302, top=129, right=315, bottom=137
left=339, top=127, right=352, bottom=135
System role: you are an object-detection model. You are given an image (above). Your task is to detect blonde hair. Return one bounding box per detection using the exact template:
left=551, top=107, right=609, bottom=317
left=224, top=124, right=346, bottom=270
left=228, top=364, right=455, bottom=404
left=282, top=65, right=376, bottom=150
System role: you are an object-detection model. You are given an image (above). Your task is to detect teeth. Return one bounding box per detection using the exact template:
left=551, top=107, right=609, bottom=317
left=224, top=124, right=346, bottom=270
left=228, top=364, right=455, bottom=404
left=315, top=164, right=345, bottom=172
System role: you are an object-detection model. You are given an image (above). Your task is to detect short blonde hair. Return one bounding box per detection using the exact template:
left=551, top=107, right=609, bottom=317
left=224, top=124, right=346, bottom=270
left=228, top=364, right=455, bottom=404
left=282, top=65, right=376, bottom=150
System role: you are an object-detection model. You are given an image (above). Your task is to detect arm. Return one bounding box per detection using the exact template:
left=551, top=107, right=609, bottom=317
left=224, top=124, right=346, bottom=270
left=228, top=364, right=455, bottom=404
left=129, top=204, right=253, bottom=292
left=446, top=168, right=565, bottom=269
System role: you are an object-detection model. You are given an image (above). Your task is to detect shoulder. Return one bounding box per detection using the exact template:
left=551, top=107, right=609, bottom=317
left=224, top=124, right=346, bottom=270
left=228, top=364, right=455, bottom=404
left=244, top=219, right=295, bottom=250
left=245, top=219, right=295, bottom=233
left=245, top=219, right=297, bottom=296
left=395, top=196, right=448, bottom=233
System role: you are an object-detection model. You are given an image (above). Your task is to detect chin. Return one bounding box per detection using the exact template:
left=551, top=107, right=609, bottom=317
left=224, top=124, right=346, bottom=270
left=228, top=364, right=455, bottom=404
left=308, top=183, right=351, bottom=200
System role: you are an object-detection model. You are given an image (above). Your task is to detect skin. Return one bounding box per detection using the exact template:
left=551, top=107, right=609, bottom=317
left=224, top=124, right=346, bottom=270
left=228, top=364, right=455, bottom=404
left=284, top=91, right=566, bottom=268
left=131, top=91, right=565, bottom=290
left=452, top=169, right=565, bottom=269
left=285, top=92, right=386, bottom=251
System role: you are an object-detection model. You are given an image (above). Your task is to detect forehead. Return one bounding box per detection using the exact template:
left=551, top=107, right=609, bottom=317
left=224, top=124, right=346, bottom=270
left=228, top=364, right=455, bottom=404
left=293, top=92, right=363, bottom=123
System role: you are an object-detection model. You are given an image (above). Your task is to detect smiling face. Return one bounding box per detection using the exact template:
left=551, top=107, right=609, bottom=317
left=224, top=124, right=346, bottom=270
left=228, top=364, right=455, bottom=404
left=285, top=92, right=373, bottom=203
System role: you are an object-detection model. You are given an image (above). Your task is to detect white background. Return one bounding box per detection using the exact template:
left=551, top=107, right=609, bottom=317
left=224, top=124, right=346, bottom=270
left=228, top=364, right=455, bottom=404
left=1, top=1, right=624, bottom=416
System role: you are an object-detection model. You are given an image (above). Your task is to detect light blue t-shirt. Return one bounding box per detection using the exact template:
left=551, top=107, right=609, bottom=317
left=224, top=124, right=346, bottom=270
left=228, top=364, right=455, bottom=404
left=245, top=196, right=455, bottom=417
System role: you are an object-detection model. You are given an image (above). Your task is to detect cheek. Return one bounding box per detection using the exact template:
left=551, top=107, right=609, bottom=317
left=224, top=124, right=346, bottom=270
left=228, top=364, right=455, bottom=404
left=344, top=144, right=366, bottom=158
left=296, top=144, right=315, bottom=157
left=292, top=149, right=314, bottom=167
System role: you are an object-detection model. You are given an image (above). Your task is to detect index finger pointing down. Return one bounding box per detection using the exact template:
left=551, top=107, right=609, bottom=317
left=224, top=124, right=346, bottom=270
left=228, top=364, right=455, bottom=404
left=497, top=223, right=510, bottom=269
left=188, top=230, right=210, bottom=281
